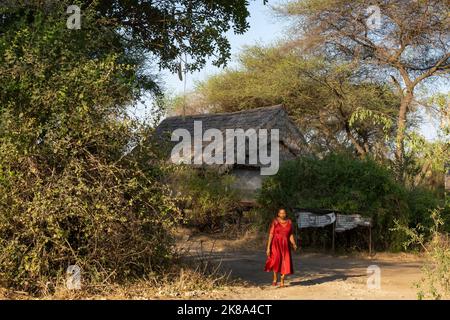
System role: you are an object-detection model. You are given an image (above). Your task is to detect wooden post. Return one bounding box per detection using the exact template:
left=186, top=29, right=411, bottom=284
left=369, top=226, right=372, bottom=256
left=332, top=221, right=335, bottom=253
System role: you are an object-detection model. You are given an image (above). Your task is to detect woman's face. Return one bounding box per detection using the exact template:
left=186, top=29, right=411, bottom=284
left=278, top=209, right=287, bottom=219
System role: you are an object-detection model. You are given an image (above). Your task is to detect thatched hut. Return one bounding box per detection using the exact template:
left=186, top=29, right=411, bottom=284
left=154, top=105, right=310, bottom=203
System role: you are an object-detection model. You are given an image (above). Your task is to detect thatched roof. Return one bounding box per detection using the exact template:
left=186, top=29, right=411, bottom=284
left=154, top=105, right=309, bottom=168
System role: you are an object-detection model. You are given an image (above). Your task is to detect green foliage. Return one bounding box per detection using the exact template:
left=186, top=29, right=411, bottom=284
left=278, top=0, right=449, bottom=176
left=0, top=148, right=181, bottom=293
left=404, top=132, right=449, bottom=190
left=170, top=167, right=239, bottom=231
left=179, top=44, right=400, bottom=158
left=0, top=3, right=181, bottom=294
left=0, top=0, right=256, bottom=294
left=91, top=0, right=254, bottom=72
left=394, top=205, right=450, bottom=299
left=1, top=0, right=254, bottom=73
left=258, top=154, right=412, bottom=250
left=406, top=187, right=447, bottom=231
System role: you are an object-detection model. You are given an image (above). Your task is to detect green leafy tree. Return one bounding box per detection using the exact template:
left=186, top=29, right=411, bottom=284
left=2, top=0, right=256, bottom=73
left=175, top=45, right=401, bottom=158
left=0, top=0, right=255, bottom=293
left=277, top=0, right=449, bottom=177
left=0, top=2, right=181, bottom=293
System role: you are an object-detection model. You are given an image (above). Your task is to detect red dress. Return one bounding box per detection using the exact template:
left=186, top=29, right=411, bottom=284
left=264, top=218, right=294, bottom=275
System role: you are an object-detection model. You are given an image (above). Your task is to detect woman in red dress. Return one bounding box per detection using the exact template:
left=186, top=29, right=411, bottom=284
left=264, top=208, right=297, bottom=287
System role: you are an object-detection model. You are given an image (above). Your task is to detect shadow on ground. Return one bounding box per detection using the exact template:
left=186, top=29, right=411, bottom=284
left=192, top=251, right=422, bottom=287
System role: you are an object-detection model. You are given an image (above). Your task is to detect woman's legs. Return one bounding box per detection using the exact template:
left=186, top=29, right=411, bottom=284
left=272, top=272, right=278, bottom=284
left=271, top=272, right=287, bottom=287
left=280, top=274, right=285, bottom=287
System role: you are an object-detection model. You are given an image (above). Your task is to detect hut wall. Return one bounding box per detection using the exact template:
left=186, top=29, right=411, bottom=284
left=230, top=168, right=265, bottom=201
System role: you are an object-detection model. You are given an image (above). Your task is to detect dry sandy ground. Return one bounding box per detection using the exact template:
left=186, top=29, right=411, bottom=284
left=213, top=252, right=423, bottom=299
left=180, top=231, right=425, bottom=300
left=0, top=231, right=426, bottom=300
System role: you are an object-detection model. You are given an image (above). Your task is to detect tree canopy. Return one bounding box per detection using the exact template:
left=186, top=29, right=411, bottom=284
left=277, top=0, right=449, bottom=175
left=0, top=0, right=255, bottom=293
left=173, top=45, right=402, bottom=158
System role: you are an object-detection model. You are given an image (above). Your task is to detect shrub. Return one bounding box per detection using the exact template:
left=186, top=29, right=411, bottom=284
left=394, top=204, right=450, bottom=299
left=0, top=7, right=181, bottom=294
left=406, top=187, right=445, bottom=230
left=169, top=167, right=239, bottom=231
left=0, top=150, right=181, bottom=294
left=258, top=153, right=411, bottom=250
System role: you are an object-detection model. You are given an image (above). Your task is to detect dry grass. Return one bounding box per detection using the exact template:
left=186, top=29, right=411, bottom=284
left=48, top=266, right=236, bottom=300
left=0, top=230, right=244, bottom=300
left=0, top=266, right=238, bottom=300
left=175, top=225, right=267, bottom=254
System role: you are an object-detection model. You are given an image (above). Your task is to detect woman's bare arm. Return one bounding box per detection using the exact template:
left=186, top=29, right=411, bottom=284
left=289, top=234, right=297, bottom=250
left=266, top=234, right=273, bottom=256
left=266, top=221, right=275, bottom=256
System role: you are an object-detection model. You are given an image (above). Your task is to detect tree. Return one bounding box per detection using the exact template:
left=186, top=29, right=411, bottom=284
left=0, top=0, right=256, bottom=293
left=92, top=0, right=255, bottom=72
left=1, top=0, right=256, bottom=75
left=406, top=93, right=449, bottom=189
left=279, top=0, right=449, bottom=177
left=176, top=45, right=401, bottom=158
left=0, top=1, right=181, bottom=293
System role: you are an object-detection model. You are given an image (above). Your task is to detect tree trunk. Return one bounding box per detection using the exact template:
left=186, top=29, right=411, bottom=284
left=344, top=122, right=366, bottom=157
left=395, top=90, right=414, bottom=179
left=414, top=160, right=431, bottom=187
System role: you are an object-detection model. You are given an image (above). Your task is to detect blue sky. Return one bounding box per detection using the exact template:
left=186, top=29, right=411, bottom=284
left=138, top=0, right=444, bottom=141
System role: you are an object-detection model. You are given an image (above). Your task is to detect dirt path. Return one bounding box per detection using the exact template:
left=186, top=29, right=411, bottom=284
left=0, top=231, right=425, bottom=300
left=180, top=232, right=425, bottom=300
left=214, top=251, right=423, bottom=299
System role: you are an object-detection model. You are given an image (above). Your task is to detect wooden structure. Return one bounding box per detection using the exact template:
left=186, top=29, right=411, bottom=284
left=154, top=105, right=310, bottom=203
left=294, top=208, right=373, bottom=255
